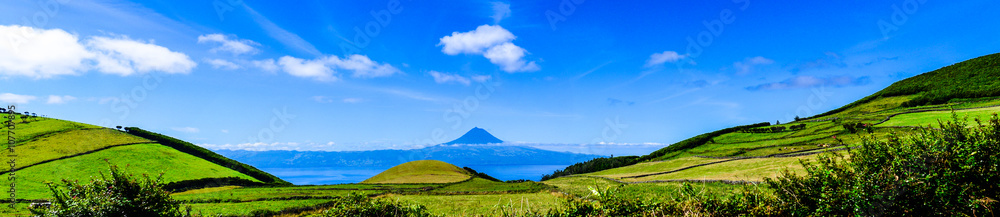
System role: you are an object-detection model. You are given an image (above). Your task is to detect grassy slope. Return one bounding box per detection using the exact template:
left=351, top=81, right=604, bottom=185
left=564, top=53, right=1000, bottom=186
left=390, top=192, right=564, bottom=216
left=361, top=160, right=472, bottom=184
left=2, top=143, right=261, bottom=200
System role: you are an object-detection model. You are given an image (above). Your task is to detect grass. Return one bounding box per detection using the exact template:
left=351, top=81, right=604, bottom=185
left=0, top=143, right=260, bottom=200
left=880, top=107, right=1000, bottom=127
left=587, top=157, right=723, bottom=178
left=1, top=129, right=152, bottom=172
left=621, top=155, right=823, bottom=182
left=186, top=199, right=331, bottom=216
left=361, top=160, right=471, bottom=184
left=172, top=184, right=440, bottom=202
left=428, top=178, right=552, bottom=194
left=389, top=192, right=564, bottom=216
left=0, top=117, right=101, bottom=150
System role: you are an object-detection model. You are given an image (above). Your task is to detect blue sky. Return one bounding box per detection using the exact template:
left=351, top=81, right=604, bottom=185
left=1, top=0, right=999, bottom=154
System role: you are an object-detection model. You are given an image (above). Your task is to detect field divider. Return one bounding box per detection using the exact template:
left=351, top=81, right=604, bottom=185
left=618, top=159, right=741, bottom=179
left=0, top=142, right=155, bottom=175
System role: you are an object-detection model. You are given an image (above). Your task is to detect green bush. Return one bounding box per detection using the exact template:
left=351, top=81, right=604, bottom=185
left=30, top=164, right=190, bottom=217
left=767, top=113, right=1000, bottom=216
left=307, top=193, right=434, bottom=217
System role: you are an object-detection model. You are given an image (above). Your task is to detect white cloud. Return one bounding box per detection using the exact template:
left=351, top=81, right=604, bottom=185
left=429, top=71, right=471, bottom=85
left=221, top=129, right=229, bottom=133
left=88, top=36, right=197, bottom=76
left=438, top=25, right=539, bottom=73
left=491, top=2, right=511, bottom=24
left=277, top=54, right=400, bottom=82
left=645, top=51, right=686, bottom=67
left=0, top=25, right=92, bottom=78
left=46, top=95, right=77, bottom=104
left=197, top=34, right=260, bottom=55
left=278, top=56, right=336, bottom=81
left=342, top=98, right=363, bottom=103
left=205, top=59, right=240, bottom=70
left=0, top=93, right=36, bottom=104
left=733, top=56, right=774, bottom=75
left=311, top=96, right=334, bottom=103
left=251, top=59, right=279, bottom=72
left=746, top=75, right=871, bottom=91
left=171, top=127, right=200, bottom=133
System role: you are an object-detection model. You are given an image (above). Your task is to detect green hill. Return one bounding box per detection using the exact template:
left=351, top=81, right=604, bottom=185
left=361, top=160, right=472, bottom=184
left=0, top=113, right=287, bottom=214
left=542, top=52, right=1000, bottom=184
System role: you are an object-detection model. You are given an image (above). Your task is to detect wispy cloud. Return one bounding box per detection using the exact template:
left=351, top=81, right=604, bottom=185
left=733, top=56, right=774, bottom=75
left=745, top=75, right=871, bottom=91
left=429, top=71, right=472, bottom=85
left=172, top=127, right=200, bottom=133
left=645, top=51, right=687, bottom=67
left=0, top=93, right=37, bottom=104
left=491, top=2, right=511, bottom=24
left=46, top=95, right=77, bottom=104
left=205, top=59, right=241, bottom=70
left=242, top=5, right=321, bottom=56
left=197, top=34, right=260, bottom=55
left=276, top=54, right=400, bottom=82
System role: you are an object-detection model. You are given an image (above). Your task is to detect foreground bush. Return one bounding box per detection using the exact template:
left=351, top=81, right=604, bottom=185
left=308, top=193, right=433, bottom=217
left=768, top=113, right=1000, bottom=216
left=30, top=164, right=189, bottom=217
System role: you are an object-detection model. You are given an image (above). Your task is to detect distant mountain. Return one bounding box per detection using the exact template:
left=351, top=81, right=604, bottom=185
left=216, top=145, right=603, bottom=168
left=444, top=127, right=503, bottom=145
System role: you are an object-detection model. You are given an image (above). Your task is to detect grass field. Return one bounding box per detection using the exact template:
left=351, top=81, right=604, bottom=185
left=390, top=192, right=565, bottom=216
left=1, top=129, right=152, bottom=172
left=362, top=160, right=472, bottom=184
left=588, top=157, right=723, bottom=178
left=187, top=199, right=331, bottom=216
left=428, top=178, right=552, bottom=194
left=880, top=107, right=1000, bottom=127
left=0, top=117, right=100, bottom=149
left=620, top=155, right=820, bottom=182
left=1, top=143, right=260, bottom=200
left=172, top=184, right=440, bottom=202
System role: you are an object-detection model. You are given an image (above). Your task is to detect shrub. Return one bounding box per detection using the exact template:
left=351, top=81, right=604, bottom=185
left=767, top=113, right=1000, bottom=216
left=307, top=193, right=433, bottom=217
left=30, top=164, right=190, bottom=217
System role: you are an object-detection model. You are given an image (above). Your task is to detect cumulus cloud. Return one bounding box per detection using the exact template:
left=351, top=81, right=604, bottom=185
left=276, top=54, right=400, bottom=82
left=171, top=127, right=200, bottom=133
left=438, top=25, right=539, bottom=73
left=197, top=34, right=260, bottom=55
left=205, top=59, right=240, bottom=70
left=645, top=51, right=687, bottom=67
left=429, top=71, right=472, bottom=85
left=0, top=25, right=197, bottom=78
left=733, top=56, right=774, bottom=75
left=745, top=75, right=871, bottom=91
left=46, top=95, right=77, bottom=104
left=0, top=93, right=37, bottom=104
left=491, top=2, right=511, bottom=24
left=0, top=25, right=93, bottom=78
